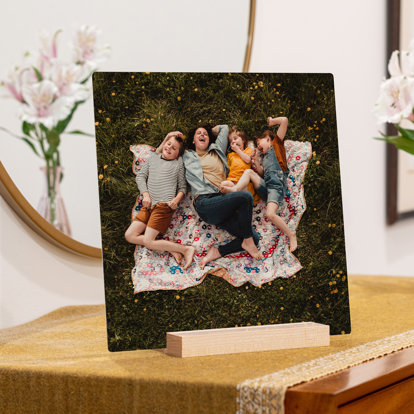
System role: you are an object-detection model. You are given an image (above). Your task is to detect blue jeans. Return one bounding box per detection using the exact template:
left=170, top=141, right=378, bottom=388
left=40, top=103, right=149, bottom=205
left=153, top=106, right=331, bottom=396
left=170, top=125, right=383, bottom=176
left=256, top=171, right=288, bottom=206
left=194, top=191, right=259, bottom=257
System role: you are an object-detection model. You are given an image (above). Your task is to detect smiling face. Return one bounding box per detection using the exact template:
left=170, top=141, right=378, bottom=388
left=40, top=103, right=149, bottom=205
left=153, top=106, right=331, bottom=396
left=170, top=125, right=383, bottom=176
left=193, top=127, right=210, bottom=152
left=229, top=132, right=246, bottom=150
left=162, top=136, right=181, bottom=160
left=256, top=136, right=272, bottom=154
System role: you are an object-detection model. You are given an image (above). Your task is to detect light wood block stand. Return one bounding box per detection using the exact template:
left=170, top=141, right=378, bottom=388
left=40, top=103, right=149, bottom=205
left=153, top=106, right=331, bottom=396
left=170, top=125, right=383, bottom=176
left=166, top=322, right=330, bottom=357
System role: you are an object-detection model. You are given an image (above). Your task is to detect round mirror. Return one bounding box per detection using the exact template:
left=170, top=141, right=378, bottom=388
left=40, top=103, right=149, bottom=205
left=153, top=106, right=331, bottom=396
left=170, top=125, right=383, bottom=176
left=0, top=0, right=255, bottom=257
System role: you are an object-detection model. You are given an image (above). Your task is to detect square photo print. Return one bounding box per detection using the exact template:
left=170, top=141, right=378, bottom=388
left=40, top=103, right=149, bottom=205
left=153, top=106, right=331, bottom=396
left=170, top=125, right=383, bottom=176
left=92, top=72, right=351, bottom=351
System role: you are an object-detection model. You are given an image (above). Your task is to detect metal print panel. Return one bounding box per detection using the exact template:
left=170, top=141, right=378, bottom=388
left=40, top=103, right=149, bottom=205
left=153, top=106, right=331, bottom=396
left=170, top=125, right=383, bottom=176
left=92, top=72, right=350, bottom=351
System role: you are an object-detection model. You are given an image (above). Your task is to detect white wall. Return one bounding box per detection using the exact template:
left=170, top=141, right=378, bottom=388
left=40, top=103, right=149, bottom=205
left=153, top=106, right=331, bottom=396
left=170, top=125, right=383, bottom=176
left=0, top=0, right=249, bottom=329
left=0, top=196, right=104, bottom=328
left=1, top=0, right=413, bottom=330
left=250, top=0, right=414, bottom=277
left=0, top=0, right=248, bottom=248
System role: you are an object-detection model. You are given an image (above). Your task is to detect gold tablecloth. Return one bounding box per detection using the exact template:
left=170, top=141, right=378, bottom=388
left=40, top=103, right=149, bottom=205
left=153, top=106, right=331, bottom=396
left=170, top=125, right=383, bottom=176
left=1, top=275, right=413, bottom=413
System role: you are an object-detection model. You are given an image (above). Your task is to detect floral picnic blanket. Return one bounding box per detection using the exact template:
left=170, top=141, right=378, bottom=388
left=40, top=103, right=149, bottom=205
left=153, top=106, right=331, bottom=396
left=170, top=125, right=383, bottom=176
left=130, top=141, right=311, bottom=293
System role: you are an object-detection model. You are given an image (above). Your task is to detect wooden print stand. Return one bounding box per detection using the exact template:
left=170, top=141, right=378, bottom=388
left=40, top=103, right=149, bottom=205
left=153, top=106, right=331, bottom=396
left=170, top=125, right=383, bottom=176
left=166, top=322, right=330, bottom=358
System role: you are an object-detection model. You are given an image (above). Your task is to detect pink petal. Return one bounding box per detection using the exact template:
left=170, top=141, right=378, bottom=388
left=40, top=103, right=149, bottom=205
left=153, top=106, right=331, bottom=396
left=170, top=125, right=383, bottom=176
left=4, top=81, right=24, bottom=102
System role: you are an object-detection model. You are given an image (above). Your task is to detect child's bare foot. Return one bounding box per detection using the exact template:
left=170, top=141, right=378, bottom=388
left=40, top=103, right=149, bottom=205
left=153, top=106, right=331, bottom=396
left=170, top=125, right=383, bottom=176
left=220, top=185, right=237, bottom=194
left=171, top=252, right=182, bottom=265
left=183, top=246, right=196, bottom=270
left=221, top=180, right=234, bottom=188
left=242, top=238, right=264, bottom=260
left=200, top=246, right=220, bottom=269
left=289, top=233, right=298, bottom=252
left=220, top=182, right=238, bottom=194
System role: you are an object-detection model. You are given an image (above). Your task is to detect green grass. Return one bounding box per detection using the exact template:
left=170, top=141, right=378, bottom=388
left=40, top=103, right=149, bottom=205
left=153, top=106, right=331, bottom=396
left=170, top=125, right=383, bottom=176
left=93, top=72, right=350, bottom=351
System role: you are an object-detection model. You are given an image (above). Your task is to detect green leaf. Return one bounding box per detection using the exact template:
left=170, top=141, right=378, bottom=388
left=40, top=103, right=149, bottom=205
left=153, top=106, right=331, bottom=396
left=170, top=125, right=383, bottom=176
left=0, top=126, right=41, bottom=157
left=46, top=129, right=60, bottom=152
left=375, top=136, right=394, bottom=142
left=22, top=121, right=35, bottom=136
left=375, top=135, right=414, bottom=155
left=55, top=100, right=85, bottom=134
left=80, top=73, right=92, bottom=84
left=45, top=129, right=60, bottom=159
left=66, top=129, right=94, bottom=137
left=0, top=125, right=24, bottom=139
left=39, top=123, right=48, bottom=133
left=396, top=125, right=414, bottom=141
left=20, top=137, right=40, bottom=156
left=32, top=67, right=43, bottom=81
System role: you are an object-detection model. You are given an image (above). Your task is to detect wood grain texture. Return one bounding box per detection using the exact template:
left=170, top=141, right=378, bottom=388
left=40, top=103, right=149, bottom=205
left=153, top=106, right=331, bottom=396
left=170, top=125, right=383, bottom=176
left=166, top=322, right=330, bottom=357
left=285, top=346, right=414, bottom=414
left=338, top=376, right=414, bottom=414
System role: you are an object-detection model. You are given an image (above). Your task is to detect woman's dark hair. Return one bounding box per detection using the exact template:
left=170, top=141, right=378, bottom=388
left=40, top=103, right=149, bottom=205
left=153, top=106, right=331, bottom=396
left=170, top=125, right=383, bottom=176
left=186, top=124, right=215, bottom=151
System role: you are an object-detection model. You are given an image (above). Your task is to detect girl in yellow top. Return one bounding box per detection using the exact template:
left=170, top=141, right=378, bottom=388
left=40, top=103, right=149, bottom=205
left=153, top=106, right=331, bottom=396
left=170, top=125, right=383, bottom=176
left=220, top=126, right=261, bottom=204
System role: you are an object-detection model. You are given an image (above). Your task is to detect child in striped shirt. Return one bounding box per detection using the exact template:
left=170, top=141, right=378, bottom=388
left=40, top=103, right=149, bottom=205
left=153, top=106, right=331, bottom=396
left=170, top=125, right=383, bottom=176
left=125, top=131, right=195, bottom=269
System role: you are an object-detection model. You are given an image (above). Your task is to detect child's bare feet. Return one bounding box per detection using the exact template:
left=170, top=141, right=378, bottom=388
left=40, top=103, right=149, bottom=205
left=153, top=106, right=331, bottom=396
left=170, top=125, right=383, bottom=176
left=171, top=252, right=182, bottom=265
left=289, top=233, right=298, bottom=252
left=183, top=246, right=196, bottom=270
left=220, top=184, right=237, bottom=194
left=221, top=180, right=234, bottom=188
left=220, top=181, right=237, bottom=194
left=200, top=246, right=220, bottom=269
left=242, top=238, right=264, bottom=260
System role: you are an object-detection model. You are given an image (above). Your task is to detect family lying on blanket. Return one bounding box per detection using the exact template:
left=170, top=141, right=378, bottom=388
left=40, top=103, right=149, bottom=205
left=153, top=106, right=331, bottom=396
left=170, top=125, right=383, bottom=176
left=124, top=116, right=296, bottom=272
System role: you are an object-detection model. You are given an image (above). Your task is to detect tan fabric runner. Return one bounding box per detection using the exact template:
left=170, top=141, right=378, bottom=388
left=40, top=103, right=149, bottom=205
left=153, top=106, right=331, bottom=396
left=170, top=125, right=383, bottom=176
left=0, top=275, right=413, bottom=413
left=237, top=329, right=414, bottom=414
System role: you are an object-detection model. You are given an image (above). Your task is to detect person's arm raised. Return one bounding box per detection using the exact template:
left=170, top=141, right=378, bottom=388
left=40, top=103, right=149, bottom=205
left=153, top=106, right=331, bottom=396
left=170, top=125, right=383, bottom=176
left=267, top=116, right=288, bottom=140
left=156, top=131, right=184, bottom=153
left=212, top=124, right=229, bottom=153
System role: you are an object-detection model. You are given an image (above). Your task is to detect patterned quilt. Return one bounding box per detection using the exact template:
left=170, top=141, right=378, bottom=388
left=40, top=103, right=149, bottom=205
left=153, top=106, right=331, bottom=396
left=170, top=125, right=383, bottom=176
left=130, top=141, right=311, bottom=293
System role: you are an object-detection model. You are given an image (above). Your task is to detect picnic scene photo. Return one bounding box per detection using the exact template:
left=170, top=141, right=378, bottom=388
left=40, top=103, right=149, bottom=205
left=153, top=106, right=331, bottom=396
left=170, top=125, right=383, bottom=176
left=93, top=72, right=350, bottom=350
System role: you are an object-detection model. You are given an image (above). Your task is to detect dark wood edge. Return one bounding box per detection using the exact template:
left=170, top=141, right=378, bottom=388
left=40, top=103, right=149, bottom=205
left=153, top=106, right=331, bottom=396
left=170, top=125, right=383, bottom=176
left=285, top=346, right=414, bottom=413
left=385, top=0, right=414, bottom=225
left=399, top=210, right=414, bottom=220
left=386, top=0, right=400, bottom=225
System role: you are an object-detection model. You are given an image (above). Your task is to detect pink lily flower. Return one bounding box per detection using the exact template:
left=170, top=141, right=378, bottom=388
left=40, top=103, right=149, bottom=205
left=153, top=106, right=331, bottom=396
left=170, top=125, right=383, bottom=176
left=72, top=25, right=110, bottom=72
left=21, top=80, right=72, bottom=128
left=374, top=76, right=414, bottom=124
left=1, top=65, right=36, bottom=103
left=51, top=62, right=89, bottom=103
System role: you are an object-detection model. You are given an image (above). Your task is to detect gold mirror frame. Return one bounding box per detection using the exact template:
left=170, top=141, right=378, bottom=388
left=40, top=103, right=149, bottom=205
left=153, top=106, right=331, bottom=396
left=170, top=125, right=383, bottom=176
left=0, top=161, right=102, bottom=258
left=0, top=0, right=256, bottom=258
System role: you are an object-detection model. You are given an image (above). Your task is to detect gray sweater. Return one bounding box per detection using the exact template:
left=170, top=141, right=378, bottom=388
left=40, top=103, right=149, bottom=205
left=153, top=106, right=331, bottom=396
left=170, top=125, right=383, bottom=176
left=136, top=153, right=186, bottom=207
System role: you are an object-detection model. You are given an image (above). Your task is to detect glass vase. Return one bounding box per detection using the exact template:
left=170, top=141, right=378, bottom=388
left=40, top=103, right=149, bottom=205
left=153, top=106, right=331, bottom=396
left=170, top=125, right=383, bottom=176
left=37, top=165, right=72, bottom=236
